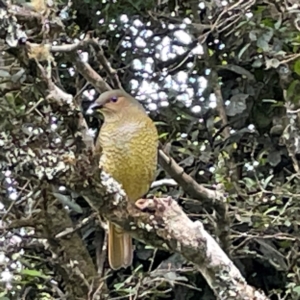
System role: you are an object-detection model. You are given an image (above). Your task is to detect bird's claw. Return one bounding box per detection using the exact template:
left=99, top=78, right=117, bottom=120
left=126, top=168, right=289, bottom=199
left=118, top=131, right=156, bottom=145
left=135, top=196, right=172, bottom=213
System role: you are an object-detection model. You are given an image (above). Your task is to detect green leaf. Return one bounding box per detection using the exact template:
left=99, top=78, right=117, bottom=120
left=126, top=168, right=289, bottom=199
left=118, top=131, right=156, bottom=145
left=287, top=80, right=300, bottom=102
left=294, top=60, right=300, bottom=75
left=243, top=177, right=255, bottom=189
left=238, top=43, right=250, bottom=59
left=261, top=18, right=274, bottom=28
left=53, top=192, right=83, bottom=213
left=256, top=38, right=269, bottom=51
left=20, top=269, right=49, bottom=279
left=262, top=99, right=277, bottom=103
left=263, top=206, right=278, bottom=215
left=0, top=70, right=10, bottom=78
left=158, top=132, right=169, bottom=139
left=274, top=18, right=282, bottom=30
left=145, top=245, right=155, bottom=249
left=114, top=282, right=125, bottom=290
left=0, top=291, right=10, bottom=300
left=154, top=121, right=168, bottom=126
left=254, top=5, right=266, bottom=14
left=256, top=29, right=273, bottom=51
left=284, top=219, right=291, bottom=227
left=263, top=174, right=274, bottom=188
left=293, top=286, right=300, bottom=295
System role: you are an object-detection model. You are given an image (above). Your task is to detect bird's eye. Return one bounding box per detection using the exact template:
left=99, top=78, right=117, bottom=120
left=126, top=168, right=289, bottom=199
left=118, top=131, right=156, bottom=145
left=110, top=96, right=118, bottom=102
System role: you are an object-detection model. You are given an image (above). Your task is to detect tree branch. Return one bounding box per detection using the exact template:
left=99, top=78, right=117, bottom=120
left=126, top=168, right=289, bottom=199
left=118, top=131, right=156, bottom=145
left=77, top=171, right=269, bottom=300
left=40, top=195, right=98, bottom=298
left=158, top=149, right=226, bottom=214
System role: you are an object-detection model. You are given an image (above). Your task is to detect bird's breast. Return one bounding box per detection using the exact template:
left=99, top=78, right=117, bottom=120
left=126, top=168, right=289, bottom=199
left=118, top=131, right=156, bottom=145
left=99, top=118, right=158, bottom=201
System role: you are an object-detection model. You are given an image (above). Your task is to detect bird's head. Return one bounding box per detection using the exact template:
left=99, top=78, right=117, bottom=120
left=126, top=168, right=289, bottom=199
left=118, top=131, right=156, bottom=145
left=89, top=89, right=144, bottom=117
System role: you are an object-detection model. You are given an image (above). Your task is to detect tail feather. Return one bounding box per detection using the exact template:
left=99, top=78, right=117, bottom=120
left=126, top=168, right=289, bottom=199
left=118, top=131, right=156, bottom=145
left=108, top=222, right=133, bottom=270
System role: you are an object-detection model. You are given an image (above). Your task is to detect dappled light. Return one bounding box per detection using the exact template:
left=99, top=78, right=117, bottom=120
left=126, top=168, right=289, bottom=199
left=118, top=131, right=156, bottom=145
left=1, top=0, right=300, bottom=299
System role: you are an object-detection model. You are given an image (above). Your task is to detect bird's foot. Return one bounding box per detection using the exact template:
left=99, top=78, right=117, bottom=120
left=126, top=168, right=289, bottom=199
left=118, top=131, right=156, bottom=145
left=135, top=196, right=172, bottom=213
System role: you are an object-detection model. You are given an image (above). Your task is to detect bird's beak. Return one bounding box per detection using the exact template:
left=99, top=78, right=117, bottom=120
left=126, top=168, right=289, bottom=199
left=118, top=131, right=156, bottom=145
left=88, top=101, right=103, bottom=111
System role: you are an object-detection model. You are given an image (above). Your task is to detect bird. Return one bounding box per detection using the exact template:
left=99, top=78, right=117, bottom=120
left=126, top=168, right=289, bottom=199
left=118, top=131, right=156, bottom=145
left=89, top=89, right=158, bottom=270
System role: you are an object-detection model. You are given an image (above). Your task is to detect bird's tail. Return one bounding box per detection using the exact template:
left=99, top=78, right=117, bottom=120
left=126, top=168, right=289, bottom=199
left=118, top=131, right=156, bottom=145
left=108, top=221, right=133, bottom=270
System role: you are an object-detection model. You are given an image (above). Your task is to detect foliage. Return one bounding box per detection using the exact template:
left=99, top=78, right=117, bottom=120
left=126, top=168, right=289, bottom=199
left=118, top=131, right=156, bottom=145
left=1, top=0, right=300, bottom=299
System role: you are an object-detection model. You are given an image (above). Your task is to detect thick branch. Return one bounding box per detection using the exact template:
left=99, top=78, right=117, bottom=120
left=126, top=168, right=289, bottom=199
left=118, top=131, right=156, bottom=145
left=74, top=58, right=111, bottom=93
left=77, top=171, right=269, bottom=300
left=158, top=149, right=226, bottom=215
left=39, top=195, right=98, bottom=298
